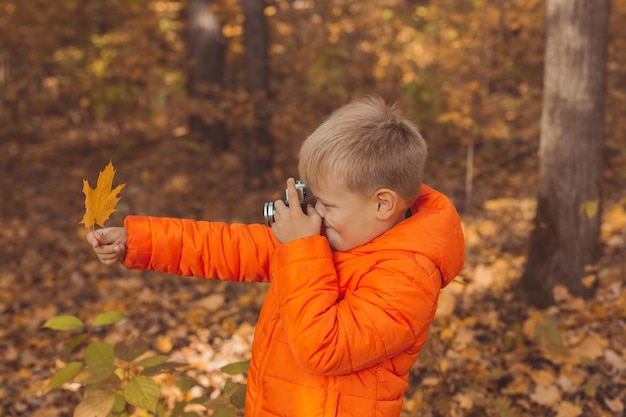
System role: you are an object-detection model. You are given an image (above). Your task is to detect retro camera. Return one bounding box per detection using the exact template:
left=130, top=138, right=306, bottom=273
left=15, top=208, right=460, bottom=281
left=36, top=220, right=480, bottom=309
left=263, top=180, right=312, bottom=226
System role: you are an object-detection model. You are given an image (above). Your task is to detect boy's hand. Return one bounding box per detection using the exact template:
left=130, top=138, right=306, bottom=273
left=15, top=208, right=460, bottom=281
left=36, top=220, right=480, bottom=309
left=86, top=227, right=127, bottom=266
left=271, top=178, right=322, bottom=244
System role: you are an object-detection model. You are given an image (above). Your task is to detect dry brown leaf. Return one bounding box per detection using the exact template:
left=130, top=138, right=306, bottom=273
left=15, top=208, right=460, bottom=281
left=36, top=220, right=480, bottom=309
left=79, top=161, right=125, bottom=229
left=435, top=289, right=456, bottom=318
left=156, top=335, right=174, bottom=353
left=530, top=369, right=556, bottom=387
left=604, top=349, right=626, bottom=373
left=502, top=374, right=529, bottom=395
left=454, top=393, right=474, bottom=410
left=604, top=396, right=625, bottom=413
left=554, top=402, right=582, bottom=417
left=530, top=384, right=560, bottom=407
left=569, top=332, right=607, bottom=363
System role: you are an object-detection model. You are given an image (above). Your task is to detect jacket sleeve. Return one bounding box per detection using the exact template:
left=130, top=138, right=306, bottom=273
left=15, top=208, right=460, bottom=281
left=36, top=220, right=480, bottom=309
left=123, top=215, right=279, bottom=282
left=272, top=236, right=441, bottom=375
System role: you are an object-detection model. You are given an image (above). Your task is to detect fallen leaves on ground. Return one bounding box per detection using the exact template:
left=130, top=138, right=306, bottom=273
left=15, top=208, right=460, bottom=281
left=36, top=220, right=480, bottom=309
left=1, top=141, right=624, bottom=417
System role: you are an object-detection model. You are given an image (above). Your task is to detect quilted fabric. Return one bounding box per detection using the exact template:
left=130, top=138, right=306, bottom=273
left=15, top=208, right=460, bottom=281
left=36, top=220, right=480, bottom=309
left=123, top=185, right=465, bottom=417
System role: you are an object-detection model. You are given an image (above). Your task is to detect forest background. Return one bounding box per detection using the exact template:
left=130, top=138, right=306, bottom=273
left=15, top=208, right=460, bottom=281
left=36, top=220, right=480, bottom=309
left=0, top=0, right=625, bottom=416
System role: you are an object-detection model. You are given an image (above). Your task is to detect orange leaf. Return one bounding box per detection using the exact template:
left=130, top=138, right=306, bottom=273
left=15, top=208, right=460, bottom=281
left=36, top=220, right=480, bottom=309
left=79, top=161, right=126, bottom=229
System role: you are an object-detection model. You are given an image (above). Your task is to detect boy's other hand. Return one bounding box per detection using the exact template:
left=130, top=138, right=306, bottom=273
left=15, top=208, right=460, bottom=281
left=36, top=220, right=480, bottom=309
left=271, top=178, right=322, bottom=244
left=86, top=227, right=127, bottom=266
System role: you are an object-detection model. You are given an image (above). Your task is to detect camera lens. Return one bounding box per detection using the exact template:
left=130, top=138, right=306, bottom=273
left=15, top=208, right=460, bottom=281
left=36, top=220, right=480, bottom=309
left=263, top=180, right=311, bottom=226
left=263, top=201, right=275, bottom=226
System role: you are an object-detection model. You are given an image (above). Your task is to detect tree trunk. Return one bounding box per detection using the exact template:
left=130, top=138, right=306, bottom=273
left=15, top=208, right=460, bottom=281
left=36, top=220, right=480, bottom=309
left=0, top=53, right=7, bottom=128
left=519, top=0, right=611, bottom=307
left=243, top=0, right=273, bottom=183
left=187, top=0, right=228, bottom=150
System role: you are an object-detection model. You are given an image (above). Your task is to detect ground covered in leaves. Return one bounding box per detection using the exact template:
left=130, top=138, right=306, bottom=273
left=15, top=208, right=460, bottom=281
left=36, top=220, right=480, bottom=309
left=1, top=136, right=625, bottom=417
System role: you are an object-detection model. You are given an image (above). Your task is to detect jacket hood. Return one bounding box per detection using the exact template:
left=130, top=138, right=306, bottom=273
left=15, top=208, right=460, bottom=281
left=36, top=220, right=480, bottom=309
left=355, top=185, right=465, bottom=288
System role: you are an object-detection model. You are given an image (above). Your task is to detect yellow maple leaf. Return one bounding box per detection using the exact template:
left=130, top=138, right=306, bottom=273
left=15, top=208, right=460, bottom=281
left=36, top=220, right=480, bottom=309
left=79, top=161, right=126, bottom=229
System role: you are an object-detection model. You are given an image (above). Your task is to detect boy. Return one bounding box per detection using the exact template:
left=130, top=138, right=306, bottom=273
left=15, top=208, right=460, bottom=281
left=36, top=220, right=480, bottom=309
left=87, top=95, right=465, bottom=417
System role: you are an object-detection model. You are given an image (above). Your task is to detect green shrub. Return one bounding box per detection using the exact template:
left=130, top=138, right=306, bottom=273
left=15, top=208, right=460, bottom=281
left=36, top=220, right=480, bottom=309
left=43, top=311, right=248, bottom=417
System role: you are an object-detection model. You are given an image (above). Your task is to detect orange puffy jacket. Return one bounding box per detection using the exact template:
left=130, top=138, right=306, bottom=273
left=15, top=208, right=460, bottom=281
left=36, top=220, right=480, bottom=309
left=123, top=185, right=465, bottom=417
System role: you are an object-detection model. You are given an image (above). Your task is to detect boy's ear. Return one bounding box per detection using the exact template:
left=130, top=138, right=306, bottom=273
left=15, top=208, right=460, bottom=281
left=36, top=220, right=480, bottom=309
left=374, top=188, right=400, bottom=220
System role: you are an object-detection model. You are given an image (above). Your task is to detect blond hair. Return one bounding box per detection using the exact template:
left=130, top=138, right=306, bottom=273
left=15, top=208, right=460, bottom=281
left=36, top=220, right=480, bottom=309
left=298, top=95, right=428, bottom=202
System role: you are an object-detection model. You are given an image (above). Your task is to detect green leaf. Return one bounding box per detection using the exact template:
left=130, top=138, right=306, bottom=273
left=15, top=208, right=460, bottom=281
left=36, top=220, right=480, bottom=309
left=64, top=334, right=88, bottom=355
left=581, top=357, right=594, bottom=367
left=140, top=360, right=185, bottom=377
left=205, top=395, right=232, bottom=410
left=93, top=311, right=125, bottom=326
left=537, top=314, right=560, bottom=345
left=223, top=381, right=238, bottom=394
left=85, top=342, right=115, bottom=366
left=170, top=401, right=187, bottom=417
left=229, top=384, right=246, bottom=408
left=579, top=199, right=600, bottom=219
left=74, top=364, right=117, bottom=385
left=212, top=408, right=235, bottom=417
left=47, top=361, right=83, bottom=391
left=219, top=360, right=250, bottom=375
left=536, top=313, right=570, bottom=358
left=176, top=376, right=199, bottom=396
left=156, top=403, right=167, bottom=417
left=115, top=338, right=149, bottom=362
left=83, top=372, right=123, bottom=393
left=43, top=315, right=84, bottom=331
left=111, top=392, right=127, bottom=413
left=157, top=403, right=168, bottom=417
left=74, top=391, right=116, bottom=417
left=136, top=355, right=169, bottom=368
left=189, top=397, right=206, bottom=404
left=124, top=376, right=160, bottom=411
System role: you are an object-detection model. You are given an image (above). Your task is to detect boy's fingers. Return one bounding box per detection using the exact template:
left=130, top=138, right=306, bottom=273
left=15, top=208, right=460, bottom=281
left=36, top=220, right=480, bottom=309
left=86, top=227, right=125, bottom=266
left=87, top=231, right=100, bottom=248
left=100, top=256, right=118, bottom=266
left=285, top=178, right=303, bottom=214
left=95, top=230, right=104, bottom=244
left=97, top=247, right=123, bottom=263
left=93, top=243, right=118, bottom=255
left=87, top=229, right=106, bottom=245
left=97, top=228, right=111, bottom=243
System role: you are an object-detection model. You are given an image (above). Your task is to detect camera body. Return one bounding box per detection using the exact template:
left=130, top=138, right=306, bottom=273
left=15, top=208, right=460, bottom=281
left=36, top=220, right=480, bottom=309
left=263, top=180, right=311, bottom=226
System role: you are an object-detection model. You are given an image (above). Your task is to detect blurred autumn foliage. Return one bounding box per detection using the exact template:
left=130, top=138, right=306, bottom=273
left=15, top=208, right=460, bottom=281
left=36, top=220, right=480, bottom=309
left=1, top=0, right=626, bottom=416
left=2, top=0, right=625, bottom=166
left=2, top=0, right=621, bottom=169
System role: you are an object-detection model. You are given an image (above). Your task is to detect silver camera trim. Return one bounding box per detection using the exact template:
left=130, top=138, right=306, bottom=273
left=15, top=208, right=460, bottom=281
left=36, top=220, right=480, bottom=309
left=263, top=180, right=310, bottom=226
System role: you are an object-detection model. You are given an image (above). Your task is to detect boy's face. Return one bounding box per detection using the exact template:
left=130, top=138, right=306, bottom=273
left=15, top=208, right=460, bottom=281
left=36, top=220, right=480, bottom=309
left=310, top=180, right=391, bottom=252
